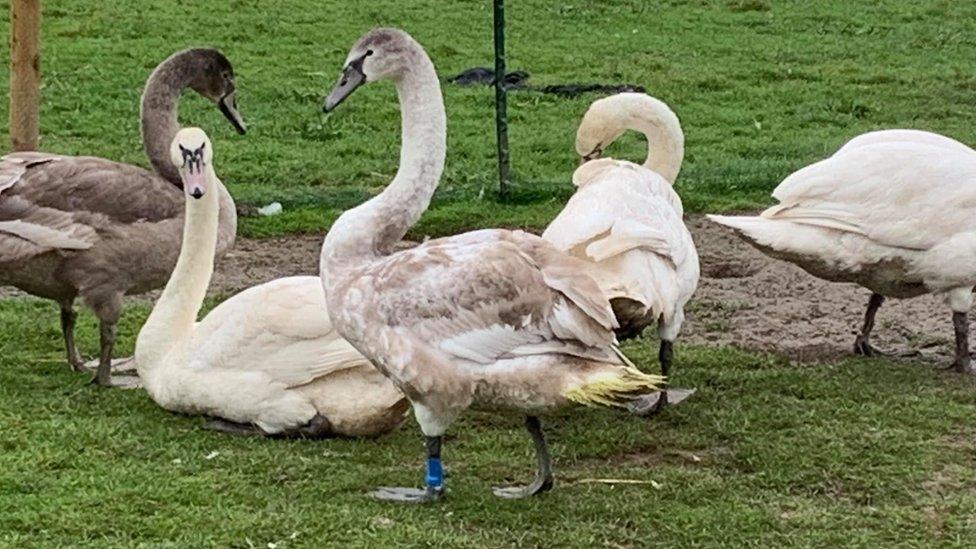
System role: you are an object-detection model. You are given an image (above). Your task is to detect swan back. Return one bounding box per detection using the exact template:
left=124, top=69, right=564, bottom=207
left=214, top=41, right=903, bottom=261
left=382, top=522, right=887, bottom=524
left=545, top=161, right=699, bottom=329
left=835, top=129, right=975, bottom=158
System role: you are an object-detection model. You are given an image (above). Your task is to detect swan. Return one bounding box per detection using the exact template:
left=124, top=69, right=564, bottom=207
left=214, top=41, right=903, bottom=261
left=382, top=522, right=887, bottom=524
left=0, top=48, right=245, bottom=386
left=320, top=28, right=663, bottom=503
left=134, top=127, right=408, bottom=437
left=542, top=92, right=700, bottom=414
left=708, top=129, right=976, bottom=373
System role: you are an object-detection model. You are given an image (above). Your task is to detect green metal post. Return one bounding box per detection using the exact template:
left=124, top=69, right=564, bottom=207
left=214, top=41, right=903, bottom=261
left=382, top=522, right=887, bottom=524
left=493, top=0, right=510, bottom=198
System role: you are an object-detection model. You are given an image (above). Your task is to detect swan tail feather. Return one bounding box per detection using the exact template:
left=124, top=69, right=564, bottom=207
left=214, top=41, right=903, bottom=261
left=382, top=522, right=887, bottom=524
left=563, top=346, right=665, bottom=409
left=706, top=214, right=777, bottom=247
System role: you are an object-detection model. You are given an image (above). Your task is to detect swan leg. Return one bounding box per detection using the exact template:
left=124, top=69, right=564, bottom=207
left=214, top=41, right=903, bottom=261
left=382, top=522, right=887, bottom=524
left=370, top=436, right=445, bottom=504
left=951, top=312, right=974, bottom=374
left=654, top=340, right=673, bottom=413
left=58, top=299, right=85, bottom=371
left=492, top=416, right=554, bottom=499
left=90, top=320, right=138, bottom=388
left=852, top=293, right=918, bottom=357
left=92, top=320, right=115, bottom=386
left=853, top=293, right=885, bottom=356
left=87, top=295, right=136, bottom=388
left=629, top=340, right=674, bottom=417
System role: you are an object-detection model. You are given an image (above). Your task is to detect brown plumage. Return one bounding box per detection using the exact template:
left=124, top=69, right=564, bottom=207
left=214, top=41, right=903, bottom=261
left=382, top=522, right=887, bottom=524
left=0, top=48, right=245, bottom=386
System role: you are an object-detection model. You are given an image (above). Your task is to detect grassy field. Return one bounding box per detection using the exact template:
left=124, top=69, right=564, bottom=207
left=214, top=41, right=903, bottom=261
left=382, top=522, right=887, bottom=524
left=4, top=0, right=976, bottom=546
left=1, top=0, right=975, bottom=237
left=3, top=300, right=976, bottom=547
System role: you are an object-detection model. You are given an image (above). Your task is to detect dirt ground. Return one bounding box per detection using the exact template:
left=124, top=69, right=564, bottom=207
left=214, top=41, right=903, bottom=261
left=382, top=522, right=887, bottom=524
left=2, top=216, right=967, bottom=365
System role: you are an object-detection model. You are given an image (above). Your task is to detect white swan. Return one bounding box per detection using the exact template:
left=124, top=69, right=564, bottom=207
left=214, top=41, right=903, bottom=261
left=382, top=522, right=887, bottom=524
left=319, top=28, right=663, bottom=503
left=135, top=127, right=408, bottom=437
left=709, top=129, right=976, bottom=373
left=542, top=93, right=700, bottom=413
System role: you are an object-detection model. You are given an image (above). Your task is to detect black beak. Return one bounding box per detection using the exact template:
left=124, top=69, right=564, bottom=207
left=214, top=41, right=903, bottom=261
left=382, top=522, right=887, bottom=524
left=581, top=147, right=603, bottom=164
left=218, top=92, right=247, bottom=135
left=323, top=55, right=368, bottom=113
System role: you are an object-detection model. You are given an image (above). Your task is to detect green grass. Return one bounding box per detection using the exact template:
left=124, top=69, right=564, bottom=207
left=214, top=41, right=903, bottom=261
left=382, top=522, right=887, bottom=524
left=3, top=298, right=976, bottom=546
left=2, top=0, right=975, bottom=237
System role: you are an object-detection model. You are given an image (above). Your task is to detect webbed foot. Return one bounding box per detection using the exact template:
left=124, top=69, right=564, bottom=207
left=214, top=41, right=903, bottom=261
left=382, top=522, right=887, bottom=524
left=90, top=374, right=142, bottom=389
left=274, top=413, right=335, bottom=439
left=203, top=418, right=264, bottom=436
left=492, top=475, right=553, bottom=499
left=853, top=337, right=917, bottom=358
left=369, top=486, right=443, bottom=503
left=629, top=388, right=696, bottom=416
left=81, top=356, right=136, bottom=373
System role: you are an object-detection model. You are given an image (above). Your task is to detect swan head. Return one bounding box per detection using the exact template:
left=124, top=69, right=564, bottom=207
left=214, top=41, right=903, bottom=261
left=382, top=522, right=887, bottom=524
left=574, top=93, right=684, bottom=184
left=183, top=48, right=247, bottom=135
left=575, top=95, right=636, bottom=163
left=170, top=128, right=214, bottom=200
left=323, top=28, right=422, bottom=112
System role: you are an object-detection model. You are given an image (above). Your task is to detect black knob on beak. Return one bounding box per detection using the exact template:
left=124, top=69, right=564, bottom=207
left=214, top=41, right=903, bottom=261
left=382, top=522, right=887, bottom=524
left=191, top=188, right=204, bottom=199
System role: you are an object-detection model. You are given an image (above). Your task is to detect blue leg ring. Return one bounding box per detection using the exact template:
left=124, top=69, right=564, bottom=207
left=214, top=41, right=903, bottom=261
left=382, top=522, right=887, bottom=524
left=426, top=457, right=443, bottom=488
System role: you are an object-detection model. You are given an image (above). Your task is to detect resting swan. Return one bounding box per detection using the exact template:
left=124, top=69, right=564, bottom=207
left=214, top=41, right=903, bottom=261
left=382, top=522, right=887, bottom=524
left=709, top=129, right=976, bottom=373
left=543, top=93, right=700, bottom=413
left=320, top=28, right=663, bottom=503
left=135, top=128, right=408, bottom=437
left=0, top=48, right=245, bottom=386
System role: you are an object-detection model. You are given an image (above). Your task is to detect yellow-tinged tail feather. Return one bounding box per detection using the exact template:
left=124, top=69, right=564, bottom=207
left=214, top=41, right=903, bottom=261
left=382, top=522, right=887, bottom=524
left=564, top=346, right=665, bottom=408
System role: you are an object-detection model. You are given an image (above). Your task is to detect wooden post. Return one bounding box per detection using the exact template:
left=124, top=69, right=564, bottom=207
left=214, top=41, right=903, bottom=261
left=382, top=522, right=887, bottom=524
left=10, top=0, right=41, bottom=152
left=492, top=0, right=510, bottom=199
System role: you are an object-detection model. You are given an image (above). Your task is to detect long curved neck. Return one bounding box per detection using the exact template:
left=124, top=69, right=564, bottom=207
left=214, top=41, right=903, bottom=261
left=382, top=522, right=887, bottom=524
left=135, top=169, right=220, bottom=371
left=633, top=103, right=684, bottom=185
left=141, top=56, right=195, bottom=186
left=321, top=52, right=446, bottom=275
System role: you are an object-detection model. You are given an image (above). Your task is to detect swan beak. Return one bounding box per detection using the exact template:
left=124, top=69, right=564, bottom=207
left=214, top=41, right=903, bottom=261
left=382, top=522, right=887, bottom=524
left=184, top=170, right=206, bottom=200
left=581, top=148, right=603, bottom=164
left=323, top=63, right=366, bottom=113
left=218, top=92, right=247, bottom=135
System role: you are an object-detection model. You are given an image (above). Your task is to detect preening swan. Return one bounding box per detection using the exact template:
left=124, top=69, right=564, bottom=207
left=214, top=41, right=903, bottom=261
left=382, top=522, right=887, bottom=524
left=709, top=129, right=976, bottom=373
left=134, top=128, right=408, bottom=437
left=543, top=92, right=700, bottom=413
left=320, top=28, right=663, bottom=503
left=0, top=48, right=244, bottom=386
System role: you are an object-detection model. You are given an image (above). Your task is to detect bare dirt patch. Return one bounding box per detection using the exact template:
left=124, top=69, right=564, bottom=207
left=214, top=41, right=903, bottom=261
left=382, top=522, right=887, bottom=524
left=1, top=217, right=968, bottom=365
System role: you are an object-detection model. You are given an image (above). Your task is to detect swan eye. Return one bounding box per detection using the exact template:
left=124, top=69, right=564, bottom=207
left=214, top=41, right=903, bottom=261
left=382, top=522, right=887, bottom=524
left=365, top=49, right=374, bottom=56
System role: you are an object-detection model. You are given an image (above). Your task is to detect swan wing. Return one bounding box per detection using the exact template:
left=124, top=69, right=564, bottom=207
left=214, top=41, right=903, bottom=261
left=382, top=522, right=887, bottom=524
left=545, top=166, right=683, bottom=260
left=191, top=277, right=371, bottom=388
left=364, top=230, right=619, bottom=368
left=768, top=141, right=976, bottom=251
left=0, top=153, right=184, bottom=262
left=0, top=153, right=183, bottom=224
left=541, top=186, right=616, bottom=254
